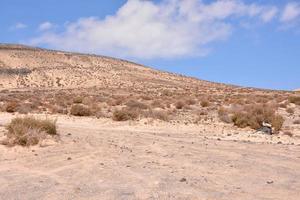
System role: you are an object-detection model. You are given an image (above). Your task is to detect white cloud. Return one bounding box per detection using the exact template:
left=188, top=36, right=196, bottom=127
left=38, top=22, right=54, bottom=31
left=281, top=2, right=300, bottom=22
left=261, top=7, right=278, bottom=23
left=29, top=0, right=280, bottom=59
left=10, top=22, right=27, bottom=30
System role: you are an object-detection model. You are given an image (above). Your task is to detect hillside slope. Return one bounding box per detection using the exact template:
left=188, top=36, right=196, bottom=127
left=0, top=44, right=225, bottom=91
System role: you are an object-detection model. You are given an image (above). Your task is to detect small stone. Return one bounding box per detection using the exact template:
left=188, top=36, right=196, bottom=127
left=180, top=178, right=187, bottom=182
left=67, top=157, right=72, bottom=160
left=267, top=181, right=274, bottom=184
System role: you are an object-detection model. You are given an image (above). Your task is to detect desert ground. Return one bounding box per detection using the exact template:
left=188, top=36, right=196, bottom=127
left=0, top=112, right=300, bottom=200
left=1, top=44, right=300, bottom=199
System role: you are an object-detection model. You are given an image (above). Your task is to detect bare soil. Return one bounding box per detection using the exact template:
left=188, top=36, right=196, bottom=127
left=0, top=113, right=299, bottom=200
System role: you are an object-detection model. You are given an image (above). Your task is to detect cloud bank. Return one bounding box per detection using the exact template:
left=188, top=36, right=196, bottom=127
left=29, top=0, right=298, bottom=59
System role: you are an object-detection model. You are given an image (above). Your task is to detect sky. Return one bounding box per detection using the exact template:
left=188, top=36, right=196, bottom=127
left=1, top=0, right=300, bottom=91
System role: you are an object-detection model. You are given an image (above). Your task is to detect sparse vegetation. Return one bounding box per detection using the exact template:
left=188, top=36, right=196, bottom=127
left=231, top=104, right=284, bottom=133
left=70, top=104, right=91, bottom=116
left=143, top=109, right=169, bottom=121
left=0, top=67, right=32, bottom=76
left=5, top=102, right=19, bottom=113
left=293, top=120, right=300, bottom=124
left=73, top=97, right=83, bottom=104
left=218, top=107, right=231, bottom=123
left=112, top=109, right=138, bottom=121
left=126, top=100, right=148, bottom=110
left=286, top=107, right=295, bottom=114
left=3, top=117, right=57, bottom=146
left=175, top=101, right=184, bottom=109
left=200, top=100, right=210, bottom=107
left=289, top=96, right=300, bottom=105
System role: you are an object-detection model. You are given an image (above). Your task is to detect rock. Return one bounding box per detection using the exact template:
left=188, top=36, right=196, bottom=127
left=180, top=178, right=187, bottom=182
left=39, top=139, right=56, bottom=147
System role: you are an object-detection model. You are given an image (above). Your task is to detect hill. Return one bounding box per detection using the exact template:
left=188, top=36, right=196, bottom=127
left=0, top=44, right=298, bottom=131
left=0, top=43, right=224, bottom=91
left=0, top=44, right=300, bottom=199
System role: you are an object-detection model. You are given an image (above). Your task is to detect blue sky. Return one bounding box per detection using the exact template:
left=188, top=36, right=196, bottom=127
left=1, top=0, right=300, bottom=90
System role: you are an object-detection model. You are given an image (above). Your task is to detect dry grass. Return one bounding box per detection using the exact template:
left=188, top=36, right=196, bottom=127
left=289, top=96, right=300, bottom=105
left=151, top=100, right=165, bottom=109
left=293, top=120, right=300, bottom=124
left=3, top=117, right=57, bottom=146
left=286, top=107, right=295, bottom=114
left=231, top=104, right=284, bottom=133
left=143, top=109, right=169, bottom=121
left=200, top=100, right=210, bottom=107
left=218, top=107, right=232, bottom=123
left=112, top=109, right=138, bottom=121
left=73, top=96, right=83, bottom=104
left=175, top=101, right=184, bottom=109
left=125, top=100, right=148, bottom=110
left=5, top=102, right=19, bottom=113
left=70, top=104, right=91, bottom=116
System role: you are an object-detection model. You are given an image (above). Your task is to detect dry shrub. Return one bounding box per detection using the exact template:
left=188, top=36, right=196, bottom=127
left=5, top=102, right=19, bottom=113
left=73, top=96, right=83, bottom=104
left=185, top=99, right=196, bottom=105
left=286, top=107, right=294, bottom=114
left=283, top=131, right=293, bottom=137
left=143, top=109, right=169, bottom=121
left=3, top=117, right=57, bottom=146
left=218, top=107, right=232, bottom=123
left=293, top=120, right=300, bottom=124
left=175, top=101, right=185, bottom=109
left=126, top=100, right=148, bottom=110
left=162, top=89, right=172, bottom=96
left=49, top=105, right=68, bottom=114
left=16, top=103, right=36, bottom=114
left=151, top=100, right=165, bottom=109
left=140, top=95, right=152, bottom=101
left=200, top=100, right=210, bottom=107
left=289, top=96, right=300, bottom=105
left=108, top=98, right=123, bottom=106
left=112, top=109, right=138, bottom=121
left=70, top=104, right=91, bottom=116
left=231, top=104, right=284, bottom=132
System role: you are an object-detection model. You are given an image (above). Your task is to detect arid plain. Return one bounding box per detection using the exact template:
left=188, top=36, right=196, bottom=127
left=0, top=44, right=300, bottom=199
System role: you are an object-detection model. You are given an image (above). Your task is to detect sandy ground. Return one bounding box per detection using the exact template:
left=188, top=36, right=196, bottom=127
left=0, top=113, right=300, bottom=200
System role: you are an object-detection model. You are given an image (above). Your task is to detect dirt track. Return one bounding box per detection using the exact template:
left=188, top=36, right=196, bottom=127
left=0, top=113, right=300, bottom=200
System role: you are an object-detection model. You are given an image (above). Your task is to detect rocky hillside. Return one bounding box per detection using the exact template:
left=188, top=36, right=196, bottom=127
left=0, top=44, right=299, bottom=136
left=0, top=44, right=227, bottom=92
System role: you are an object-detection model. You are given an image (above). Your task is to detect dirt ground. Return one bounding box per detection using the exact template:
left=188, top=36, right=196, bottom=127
left=0, top=112, right=299, bottom=200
